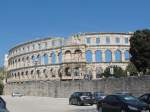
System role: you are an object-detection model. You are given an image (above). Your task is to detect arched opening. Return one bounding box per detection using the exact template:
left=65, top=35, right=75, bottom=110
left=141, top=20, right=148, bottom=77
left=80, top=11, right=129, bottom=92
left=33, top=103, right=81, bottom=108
left=74, top=49, right=82, bottom=62
left=95, top=50, right=102, bottom=62
left=65, top=50, right=71, bottom=62
left=105, top=49, right=112, bottom=62
left=115, top=50, right=122, bottom=62
left=37, top=54, right=41, bottom=63
left=125, top=50, right=130, bottom=61
left=86, top=50, right=92, bottom=63
left=31, top=55, right=36, bottom=62
left=51, top=52, right=56, bottom=64
left=65, top=67, right=71, bottom=76
left=43, top=54, right=49, bottom=65
left=37, top=70, right=40, bottom=78
left=18, top=72, right=20, bottom=79
left=58, top=51, right=62, bottom=63
left=73, top=67, right=80, bottom=76
left=43, top=69, right=48, bottom=78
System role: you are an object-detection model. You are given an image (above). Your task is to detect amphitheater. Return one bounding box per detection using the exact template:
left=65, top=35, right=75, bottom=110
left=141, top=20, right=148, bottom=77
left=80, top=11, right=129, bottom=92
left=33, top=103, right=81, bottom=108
left=5, top=32, right=132, bottom=83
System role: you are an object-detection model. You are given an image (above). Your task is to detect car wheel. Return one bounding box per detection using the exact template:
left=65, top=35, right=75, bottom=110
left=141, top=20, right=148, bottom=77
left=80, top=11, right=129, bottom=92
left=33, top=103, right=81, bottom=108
left=121, top=109, right=126, bottom=112
left=90, top=103, right=93, bottom=106
left=69, top=99, right=72, bottom=105
left=98, top=107, right=102, bottom=112
left=77, top=100, right=81, bottom=106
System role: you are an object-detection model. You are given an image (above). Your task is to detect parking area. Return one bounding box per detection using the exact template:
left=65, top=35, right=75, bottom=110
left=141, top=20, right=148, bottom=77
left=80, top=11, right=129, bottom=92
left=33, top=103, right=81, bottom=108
left=1, top=96, right=97, bottom=112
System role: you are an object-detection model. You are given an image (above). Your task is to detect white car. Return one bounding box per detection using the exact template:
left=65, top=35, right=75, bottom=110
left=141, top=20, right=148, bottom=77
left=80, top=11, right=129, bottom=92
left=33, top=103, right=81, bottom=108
left=12, top=92, right=24, bottom=97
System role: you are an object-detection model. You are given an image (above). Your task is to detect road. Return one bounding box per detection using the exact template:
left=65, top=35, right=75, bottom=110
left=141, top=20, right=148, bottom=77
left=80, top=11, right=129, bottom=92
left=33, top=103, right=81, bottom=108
left=2, top=96, right=97, bottom=112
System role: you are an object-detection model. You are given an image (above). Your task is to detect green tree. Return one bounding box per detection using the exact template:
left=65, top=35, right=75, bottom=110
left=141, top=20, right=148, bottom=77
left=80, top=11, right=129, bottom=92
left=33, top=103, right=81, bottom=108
left=130, top=29, right=150, bottom=74
left=0, top=67, right=6, bottom=95
left=102, top=66, right=125, bottom=78
left=125, top=62, right=138, bottom=76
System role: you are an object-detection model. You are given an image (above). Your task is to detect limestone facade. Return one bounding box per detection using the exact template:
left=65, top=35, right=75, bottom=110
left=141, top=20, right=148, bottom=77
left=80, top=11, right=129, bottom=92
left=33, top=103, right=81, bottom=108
left=6, top=32, right=132, bottom=83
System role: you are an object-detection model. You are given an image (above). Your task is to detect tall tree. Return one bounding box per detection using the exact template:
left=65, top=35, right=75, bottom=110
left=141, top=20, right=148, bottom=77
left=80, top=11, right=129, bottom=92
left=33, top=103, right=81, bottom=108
left=125, top=62, right=138, bottom=76
left=130, top=29, right=150, bottom=74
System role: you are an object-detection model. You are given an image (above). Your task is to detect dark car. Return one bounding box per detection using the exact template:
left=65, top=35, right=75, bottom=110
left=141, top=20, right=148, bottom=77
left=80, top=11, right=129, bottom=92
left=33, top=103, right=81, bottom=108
left=97, top=94, right=149, bottom=112
left=0, top=97, right=9, bottom=112
left=115, top=92, right=133, bottom=96
left=69, top=92, right=94, bottom=106
left=139, top=93, right=150, bottom=105
left=93, top=92, right=106, bottom=104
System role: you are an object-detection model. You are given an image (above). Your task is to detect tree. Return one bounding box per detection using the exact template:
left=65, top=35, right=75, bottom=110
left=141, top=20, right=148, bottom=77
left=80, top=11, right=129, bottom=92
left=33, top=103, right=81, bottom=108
left=0, top=67, right=5, bottom=95
left=125, top=62, right=138, bottom=76
left=130, top=29, right=150, bottom=74
left=102, top=66, right=125, bottom=78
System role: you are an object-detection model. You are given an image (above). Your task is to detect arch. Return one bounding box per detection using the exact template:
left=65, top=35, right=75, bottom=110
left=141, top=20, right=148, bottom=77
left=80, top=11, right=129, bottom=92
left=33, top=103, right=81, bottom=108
left=36, top=70, right=40, bottom=78
left=37, top=54, right=41, bottom=62
left=64, top=50, right=71, bottom=62
left=31, top=55, right=36, bottom=62
left=65, top=67, right=71, bottom=76
left=74, top=49, right=82, bottom=62
left=43, top=69, right=48, bottom=78
left=22, top=57, right=24, bottom=62
left=125, top=50, right=130, bottom=61
left=51, top=51, right=56, bottom=64
left=105, top=49, right=112, bottom=62
left=43, top=53, right=49, bottom=65
left=86, top=50, right=92, bottom=63
left=31, top=70, right=34, bottom=75
left=65, top=50, right=71, bottom=54
left=115, top=50, right=122, bottom=62
left=25, top=71, right=28, bottom=75
left=74, top=49, right=82, bottom=54
left=58, top=51, right=62, bottom=63
left=95, top=50, right=102, bottom=62
left=26, top=56, right=29, bottom=61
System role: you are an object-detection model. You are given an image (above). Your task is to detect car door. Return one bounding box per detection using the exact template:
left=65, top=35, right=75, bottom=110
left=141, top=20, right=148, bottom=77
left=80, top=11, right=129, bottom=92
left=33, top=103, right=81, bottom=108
left=102, top=96, right=121, bottom=112
left=139, top=94, right=149, bottom=103
left=0, top=97, right=6, bottom=109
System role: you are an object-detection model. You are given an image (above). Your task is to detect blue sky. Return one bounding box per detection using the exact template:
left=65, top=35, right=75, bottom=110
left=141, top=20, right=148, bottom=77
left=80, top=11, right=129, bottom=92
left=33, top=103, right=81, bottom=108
left=0, top=0, right=150, bottom=66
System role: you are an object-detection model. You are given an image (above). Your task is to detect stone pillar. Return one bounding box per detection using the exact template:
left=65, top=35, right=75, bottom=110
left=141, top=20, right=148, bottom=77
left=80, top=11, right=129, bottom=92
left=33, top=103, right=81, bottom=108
left=55, top=52, right=59, bottom=64
left=48, top=54, right=51, bottom=64
left=122, top=51, right=125, bottom=62
left=112, top=50, right=115, bottom=62
left=92, top=51, right=95, bottom=62
left=92, top=67, right=96, bottom=79
left=102, top=50, right=105, bottom=62
left=41, top=54, right=44, bottom=65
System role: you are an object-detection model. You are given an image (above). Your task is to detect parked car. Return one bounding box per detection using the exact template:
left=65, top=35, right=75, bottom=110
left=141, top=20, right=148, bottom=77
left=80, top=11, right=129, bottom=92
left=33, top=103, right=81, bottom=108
left=69, top=92, right=94, bottom=106
left=12, top=92, right=24, bottom=97
left=97, top=94, right=149, bottom=112
left=139, top=93, right=150, bottom=105
left=93, top=92, right=106, bottom=104
left=0, top=97, right=9, bottom=112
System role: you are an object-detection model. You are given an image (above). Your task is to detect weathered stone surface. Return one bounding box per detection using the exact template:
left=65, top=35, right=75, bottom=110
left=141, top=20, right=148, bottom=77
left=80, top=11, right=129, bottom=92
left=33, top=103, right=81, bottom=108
left=4, top=76, right=150, bottom=97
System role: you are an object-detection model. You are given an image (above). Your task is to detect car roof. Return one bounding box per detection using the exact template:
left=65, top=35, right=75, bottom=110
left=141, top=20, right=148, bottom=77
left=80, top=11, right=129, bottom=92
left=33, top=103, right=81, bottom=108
left=140, top=93, right=150, bottom=96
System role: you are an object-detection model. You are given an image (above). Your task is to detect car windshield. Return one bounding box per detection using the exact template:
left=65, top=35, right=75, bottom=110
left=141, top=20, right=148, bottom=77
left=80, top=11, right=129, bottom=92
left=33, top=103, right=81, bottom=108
left=81, top=92, right=92, bottom=96
left=119, top=95, right=141, bottom=103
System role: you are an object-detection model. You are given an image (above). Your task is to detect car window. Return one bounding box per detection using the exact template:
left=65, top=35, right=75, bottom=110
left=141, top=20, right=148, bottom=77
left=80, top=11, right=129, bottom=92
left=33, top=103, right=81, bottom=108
left=105, top=96, right=119, bottom=103
left=140, top=95, right=148, bottom=101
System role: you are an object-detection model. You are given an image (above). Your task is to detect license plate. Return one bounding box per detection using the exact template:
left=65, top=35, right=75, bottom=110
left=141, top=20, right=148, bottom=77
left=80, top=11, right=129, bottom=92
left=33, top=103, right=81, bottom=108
left=141, top=110, right=149, bottom=112
left=85, top=97, right=90, bottom=99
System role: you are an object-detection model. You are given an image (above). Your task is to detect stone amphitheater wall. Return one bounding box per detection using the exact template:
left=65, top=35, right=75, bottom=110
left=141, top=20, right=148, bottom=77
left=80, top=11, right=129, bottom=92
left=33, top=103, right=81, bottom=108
left=4, top=76, right=150, bottom=97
